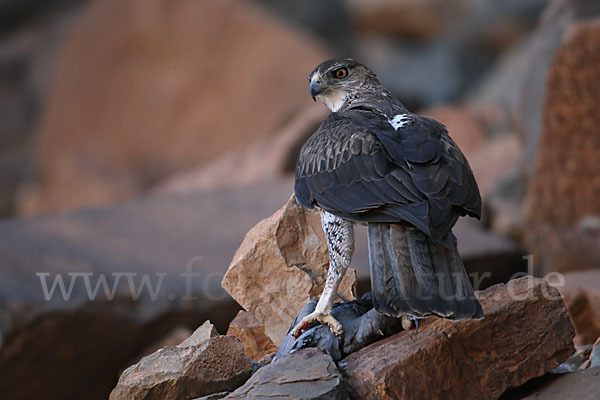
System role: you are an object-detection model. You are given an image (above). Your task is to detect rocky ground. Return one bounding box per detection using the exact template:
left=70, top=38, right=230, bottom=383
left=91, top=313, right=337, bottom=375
left=106, top=206, right=590, bottom=399
left=0, top=0, right=599, bottom=399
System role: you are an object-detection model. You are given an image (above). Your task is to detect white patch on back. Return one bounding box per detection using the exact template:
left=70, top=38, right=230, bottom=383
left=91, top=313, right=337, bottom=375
left=388, top=114, right=412, bottom=130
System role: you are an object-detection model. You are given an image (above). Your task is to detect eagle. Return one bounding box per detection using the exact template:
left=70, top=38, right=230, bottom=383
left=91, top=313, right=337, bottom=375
left=291, top=58, right=483, bottom=338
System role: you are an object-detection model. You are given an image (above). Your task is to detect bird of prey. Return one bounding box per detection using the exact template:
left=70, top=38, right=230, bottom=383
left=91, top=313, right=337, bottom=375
left=291, top=58, right=483, bottom=338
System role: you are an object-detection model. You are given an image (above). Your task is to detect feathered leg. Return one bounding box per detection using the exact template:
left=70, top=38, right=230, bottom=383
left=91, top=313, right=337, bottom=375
left=291, top=211, right=354, bottom=338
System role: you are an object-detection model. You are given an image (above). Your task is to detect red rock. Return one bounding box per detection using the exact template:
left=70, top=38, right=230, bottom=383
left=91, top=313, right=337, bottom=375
left=226, top=311, right=278, bottom=362
left=342, top=277, right=574, bottom=400
left=222, top=195, right=357, bottom=346
left=548, top=270, right=600, bottom=346
left=155, top=105, right=328, bottom=195
left=422, top=105, right=522, bottom=198
left=421, top=106, right=486, bottom=156
left=523, top=18, right=600, bottom=274
left=21, top=0, right=328, bottom=216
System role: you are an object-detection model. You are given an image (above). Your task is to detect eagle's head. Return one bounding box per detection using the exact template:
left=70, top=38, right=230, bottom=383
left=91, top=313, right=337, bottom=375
left=308, top=58, right=379, bottom=112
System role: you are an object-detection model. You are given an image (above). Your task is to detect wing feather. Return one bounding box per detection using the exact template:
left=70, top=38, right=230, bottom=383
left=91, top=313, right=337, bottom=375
left=294, top=109, right=481, bottom=242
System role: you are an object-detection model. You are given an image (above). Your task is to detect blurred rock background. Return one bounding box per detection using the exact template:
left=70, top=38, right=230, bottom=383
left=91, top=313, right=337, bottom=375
left=0, top=0, right=599, bottom=399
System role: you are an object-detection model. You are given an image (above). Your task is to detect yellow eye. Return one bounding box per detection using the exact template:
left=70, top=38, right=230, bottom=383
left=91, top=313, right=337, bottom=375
left=334, top=68, right=348, bottom=79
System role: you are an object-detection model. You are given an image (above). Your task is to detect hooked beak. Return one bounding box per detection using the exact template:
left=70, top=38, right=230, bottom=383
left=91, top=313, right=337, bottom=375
left=309, top=76, right=324, bottom=101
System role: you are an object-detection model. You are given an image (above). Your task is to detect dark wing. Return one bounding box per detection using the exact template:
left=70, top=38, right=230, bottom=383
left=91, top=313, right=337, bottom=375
left=294, top=109, right=481, bottom=243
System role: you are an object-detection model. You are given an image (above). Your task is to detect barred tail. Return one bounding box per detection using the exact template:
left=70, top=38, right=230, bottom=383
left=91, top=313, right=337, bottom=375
left=368, top=222, right=483, bottom=320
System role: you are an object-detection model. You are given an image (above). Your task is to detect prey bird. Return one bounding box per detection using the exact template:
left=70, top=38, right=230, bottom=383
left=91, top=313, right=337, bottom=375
left=291, top=58, right=483, bottom=338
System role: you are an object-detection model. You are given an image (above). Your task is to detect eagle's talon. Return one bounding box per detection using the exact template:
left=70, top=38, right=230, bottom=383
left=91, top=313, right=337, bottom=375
left=291, top=320, right=311, bottom=338
left=401, top=315, right=419, bottom=332
left=290, top=311, right=343, bottom=339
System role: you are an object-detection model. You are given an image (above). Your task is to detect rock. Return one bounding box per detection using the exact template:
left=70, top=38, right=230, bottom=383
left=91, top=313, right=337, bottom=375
left=0, top=308, right=157, bottom=400
left=347, top=0, right=455, bottom=40
left=21, top=0, right=328, bottom=216
left=257, top=352, right=276, bottom=366
left=222, top=195, right=357, bottom=345
left=225, top=348, right=347, bottom=399
left=591, top=337, right=600, bottom=368
left=421, top=105, right=522, bottom=198
left=177, top=321, right=219, bottom=348
left=193, top=393, right=231, bottom=400
left=524, top=224, right=600, bottom=276
left=464, top=1, right=600, bottom=245
left=156, top=105, right=328, bottom=195
left=246, top=0, right=353, bottom=58
left=523, top=18, right=600, bottom=275
left=551, top=344, right=594, bottom=373
left=548, top=270, right=600, bottom=346
left=342, top=276, right=575, bottom=400
left=465, top=134, right=522, bottom=199
left=353, top=0, right=547, bottom=108
left=485, top=165, right=530, bottom=243
left=421, top=106, right=486, bottom=155
left=109, top=334, right=252, bottom=400
left=0, top=0, right=87, bottom=217
left=469, top=0, right=600, bottom=174
left=0, top=178, right=292, bottom=400
left=226, top=311, right=278, bottom=362
left=349, top=0, right=543, bottom=44
left=126, top=321, right=219, bottom=373
left=452, top=218, right=527, bottom=291
left=525, top=17, right=600, bottom=221
left=521, top=367, right=600, bottom=400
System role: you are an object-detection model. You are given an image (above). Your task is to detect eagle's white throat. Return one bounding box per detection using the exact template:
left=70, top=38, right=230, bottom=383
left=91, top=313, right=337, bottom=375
left=317, top=90, right=348, bottom=112
left=311, top=73, right=348, bottom=112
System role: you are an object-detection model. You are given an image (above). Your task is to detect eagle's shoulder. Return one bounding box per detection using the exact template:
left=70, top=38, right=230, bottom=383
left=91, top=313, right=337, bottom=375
left=297, top=110, right=385, bottom=178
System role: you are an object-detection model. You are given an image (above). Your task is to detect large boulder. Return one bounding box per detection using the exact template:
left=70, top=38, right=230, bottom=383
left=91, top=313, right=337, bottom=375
left=470, top=0, right=600, bottom=173
left=523, top=18, right=600, bottom=274
left=20, top=0, right=328, bottom=216
left=461, top=1, right=600, bottom=251
left=222, top=196, right=358, bottom=345
left=109, top=322, right=252, bottom=400
left=342, top=277, right=574, bottom=400
left=155, top=105, right=328, bottom=195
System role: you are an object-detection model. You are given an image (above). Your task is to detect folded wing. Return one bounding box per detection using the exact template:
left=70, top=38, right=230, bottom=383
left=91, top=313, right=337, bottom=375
left=294, top=109, right=481, bottom=244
